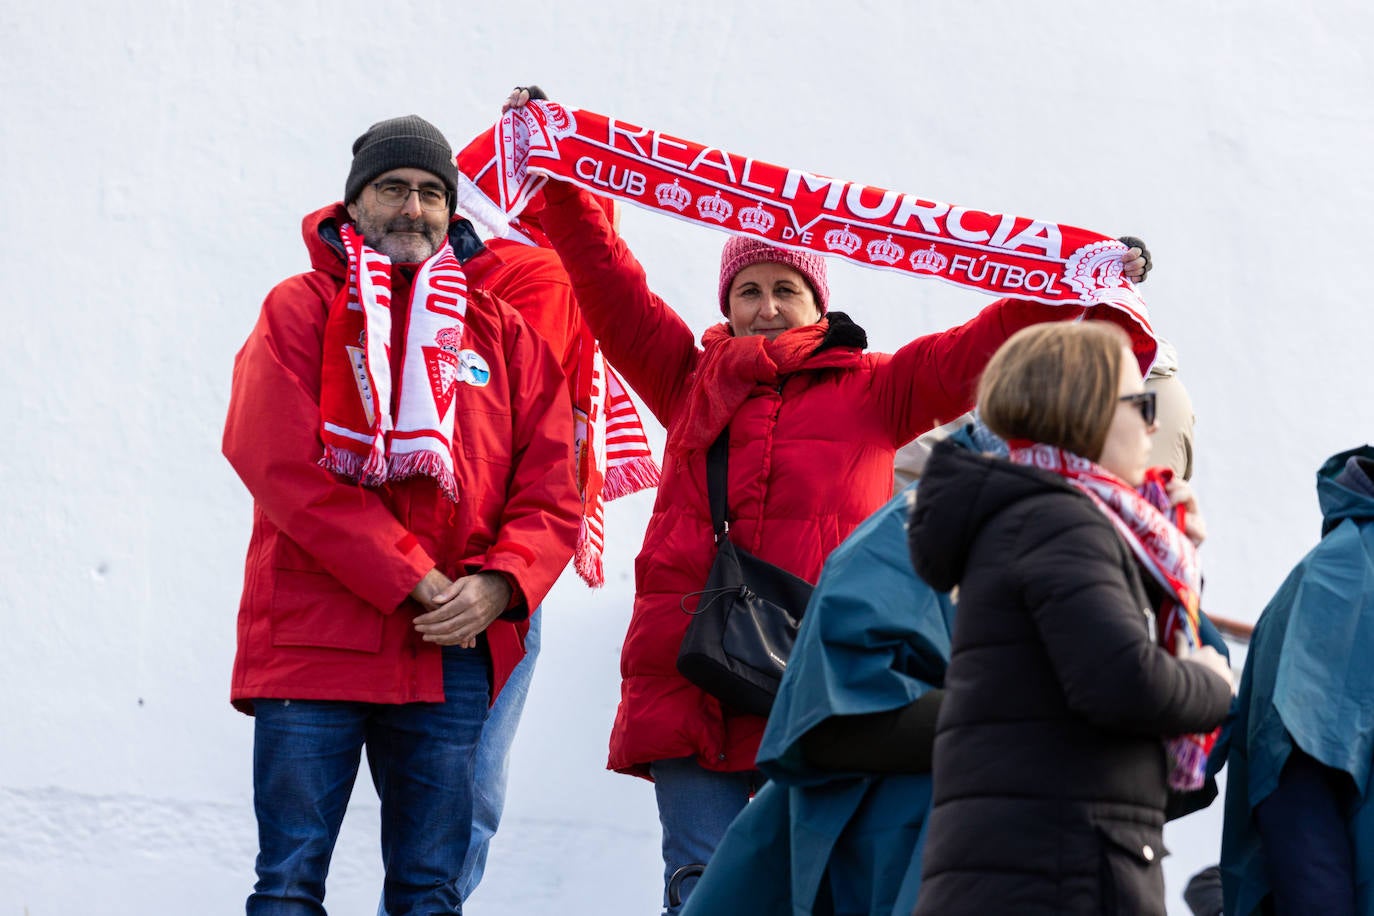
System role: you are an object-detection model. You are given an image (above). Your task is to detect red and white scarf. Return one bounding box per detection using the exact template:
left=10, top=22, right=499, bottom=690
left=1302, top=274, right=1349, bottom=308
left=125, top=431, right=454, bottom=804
left=457, top=128, right=660, bottom=586
left=1008, top=443, right=1217, bottom=791
left=475, top=101, right=1158, bottom=373
left=319, top=223, right=470, bottom=502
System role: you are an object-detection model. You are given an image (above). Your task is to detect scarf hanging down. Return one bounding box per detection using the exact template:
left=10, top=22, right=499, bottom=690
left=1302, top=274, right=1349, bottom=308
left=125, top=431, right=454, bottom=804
left=1009, top=443, right=1216, bottom=791
left=468, top=101, right=1158, bottom=372
left=456, top=128, right=660, bottom=586
left=319, top=223, right=470, bottom=502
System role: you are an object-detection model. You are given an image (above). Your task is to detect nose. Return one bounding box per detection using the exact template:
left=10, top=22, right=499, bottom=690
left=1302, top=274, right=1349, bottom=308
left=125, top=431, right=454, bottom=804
left=399, top=190, right=424, bottom=218
left=757, top=294, right=780, bottom=319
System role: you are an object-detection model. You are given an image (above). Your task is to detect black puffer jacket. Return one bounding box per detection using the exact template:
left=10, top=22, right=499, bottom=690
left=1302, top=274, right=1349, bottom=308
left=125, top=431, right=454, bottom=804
left=907, top=441, right=1231, bottom=916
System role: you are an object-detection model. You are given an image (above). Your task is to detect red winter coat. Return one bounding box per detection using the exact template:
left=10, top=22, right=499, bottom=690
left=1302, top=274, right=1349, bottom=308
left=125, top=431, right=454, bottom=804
left=224, top=204, right=580, bottom=713
left=462, top=238, right=581, bottom=389
left=539, top=182, right=1089, bottom=777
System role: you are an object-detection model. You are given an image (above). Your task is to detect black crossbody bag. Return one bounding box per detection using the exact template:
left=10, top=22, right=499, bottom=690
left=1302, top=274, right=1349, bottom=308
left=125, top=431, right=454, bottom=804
left=676, top=428, right=814, bottom=717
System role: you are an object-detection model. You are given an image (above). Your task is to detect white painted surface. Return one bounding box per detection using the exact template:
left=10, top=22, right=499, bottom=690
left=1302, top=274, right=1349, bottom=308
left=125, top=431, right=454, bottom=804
left=2, top=1, right=1370, bottom=912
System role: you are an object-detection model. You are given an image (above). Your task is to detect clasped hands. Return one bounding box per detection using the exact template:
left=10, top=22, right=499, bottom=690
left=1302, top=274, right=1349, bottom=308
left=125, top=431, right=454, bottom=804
left=410, top=568, right=513, bottom=649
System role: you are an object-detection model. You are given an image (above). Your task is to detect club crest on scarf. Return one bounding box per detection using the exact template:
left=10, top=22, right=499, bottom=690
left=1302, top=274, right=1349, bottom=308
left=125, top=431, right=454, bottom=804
left=320, top=223, right=469, bottom=503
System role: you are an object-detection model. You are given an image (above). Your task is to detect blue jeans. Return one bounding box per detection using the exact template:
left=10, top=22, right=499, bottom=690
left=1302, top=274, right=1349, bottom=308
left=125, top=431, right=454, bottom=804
left=650, top=756, right=759, bottom=915
left=246, top=643, right=490, bottom=916
left=458, top=605, right=540, bottom=899
left=377, top=609, right=541, bottom=915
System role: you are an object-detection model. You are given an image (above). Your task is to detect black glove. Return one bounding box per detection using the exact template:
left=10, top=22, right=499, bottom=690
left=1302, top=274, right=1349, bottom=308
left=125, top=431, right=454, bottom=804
left=1118, top=235, right=1152, bottom=282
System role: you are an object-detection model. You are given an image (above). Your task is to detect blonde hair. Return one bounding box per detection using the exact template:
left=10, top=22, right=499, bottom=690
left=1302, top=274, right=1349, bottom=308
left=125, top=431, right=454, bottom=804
left=977, top=322, right=1131, bottom=461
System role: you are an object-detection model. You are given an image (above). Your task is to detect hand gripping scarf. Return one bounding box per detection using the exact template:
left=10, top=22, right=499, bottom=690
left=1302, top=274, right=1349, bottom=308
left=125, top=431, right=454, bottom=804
left=457, top=129, right=660, bottom=586
left=468, top=100, right=1159, bottom=373
left=319, top=223, right=470, bottom=502
left=1009, top=443, right=1216, bottom=791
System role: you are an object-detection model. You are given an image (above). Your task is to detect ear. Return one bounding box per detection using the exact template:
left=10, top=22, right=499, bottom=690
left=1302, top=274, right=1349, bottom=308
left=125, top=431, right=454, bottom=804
left=346, top=200, right=360, bottom=222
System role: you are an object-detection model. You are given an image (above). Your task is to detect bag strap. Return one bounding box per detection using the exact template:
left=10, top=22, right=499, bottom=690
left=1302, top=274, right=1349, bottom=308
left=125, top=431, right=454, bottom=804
left=707, top=427, right=729, bottom=543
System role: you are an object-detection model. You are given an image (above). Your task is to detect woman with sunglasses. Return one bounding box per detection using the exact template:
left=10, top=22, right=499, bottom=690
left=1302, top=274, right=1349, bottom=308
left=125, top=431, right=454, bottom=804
left=907, top=321, right=1234, bottom=915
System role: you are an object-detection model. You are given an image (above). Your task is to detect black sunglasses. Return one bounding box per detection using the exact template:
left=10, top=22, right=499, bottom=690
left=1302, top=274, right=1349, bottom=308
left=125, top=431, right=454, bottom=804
left=1119, top=390, right=1157, bottom=426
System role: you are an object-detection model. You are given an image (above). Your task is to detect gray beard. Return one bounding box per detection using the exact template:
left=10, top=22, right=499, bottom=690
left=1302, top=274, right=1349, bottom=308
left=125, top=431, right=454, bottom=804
left=372, top=232, right=441, bottom=262
left=355, top=215, right=446, bottom=263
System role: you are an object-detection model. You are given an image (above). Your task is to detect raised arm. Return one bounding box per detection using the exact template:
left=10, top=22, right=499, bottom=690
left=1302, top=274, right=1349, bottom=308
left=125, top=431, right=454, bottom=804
left=873, top=297, right=1088, bottom=445
left=537, top=180, right=701, bottom=426
left=222, top=276, right=433, bottom=613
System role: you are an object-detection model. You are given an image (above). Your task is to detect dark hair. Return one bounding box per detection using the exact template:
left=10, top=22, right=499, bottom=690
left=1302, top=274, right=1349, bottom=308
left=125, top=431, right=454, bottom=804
left=977, top=322, right=1131, bottom=461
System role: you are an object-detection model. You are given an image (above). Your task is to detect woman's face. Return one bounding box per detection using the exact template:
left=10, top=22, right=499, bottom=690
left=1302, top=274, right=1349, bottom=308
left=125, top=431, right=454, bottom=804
left=1097, top=347, right=1158, bottom=486
left=727, top=263, right=822, bottom=340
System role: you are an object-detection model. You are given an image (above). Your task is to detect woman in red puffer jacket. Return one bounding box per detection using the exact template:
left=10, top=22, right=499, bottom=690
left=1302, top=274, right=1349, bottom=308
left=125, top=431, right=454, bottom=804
left=507, top=88, right=1147, bottom=916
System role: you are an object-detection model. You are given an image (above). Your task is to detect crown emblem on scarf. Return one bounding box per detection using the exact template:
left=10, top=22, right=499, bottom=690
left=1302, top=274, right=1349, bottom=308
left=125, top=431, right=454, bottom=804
left=738, top=203, right=775, bottom=235
left=655, top=179, right=692, bottom=212
left=824, top=224, right=861, bottom=255
left=697, top=191, right=733, bottom=223
left=909, top=244, right=949, bottom=274
left=866, top=234, right=905, bottom=265
left=436, top=326, right=464, bottom=353
left=541, top=102, right=578, bottom=139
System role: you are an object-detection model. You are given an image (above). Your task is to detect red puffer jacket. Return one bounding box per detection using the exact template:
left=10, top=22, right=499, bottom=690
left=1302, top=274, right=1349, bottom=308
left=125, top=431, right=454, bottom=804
left=539, top=183, right=1087, bottom=777
left=224, top=204, right=580, bottom=713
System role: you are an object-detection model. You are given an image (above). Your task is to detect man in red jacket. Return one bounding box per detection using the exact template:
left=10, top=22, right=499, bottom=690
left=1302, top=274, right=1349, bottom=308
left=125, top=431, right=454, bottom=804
left=223, top=115, right=580, bottom=915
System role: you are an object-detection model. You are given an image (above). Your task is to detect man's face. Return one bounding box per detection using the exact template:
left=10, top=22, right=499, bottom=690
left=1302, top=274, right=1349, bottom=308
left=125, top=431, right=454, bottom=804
left=346, top=167, right=449, bottom=263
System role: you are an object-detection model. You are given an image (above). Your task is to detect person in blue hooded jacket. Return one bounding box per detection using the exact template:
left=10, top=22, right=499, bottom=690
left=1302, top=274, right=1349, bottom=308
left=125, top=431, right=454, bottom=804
left=1221, top=445, right=1374, bottom=915
left=677, top=425, right=985, bottom=916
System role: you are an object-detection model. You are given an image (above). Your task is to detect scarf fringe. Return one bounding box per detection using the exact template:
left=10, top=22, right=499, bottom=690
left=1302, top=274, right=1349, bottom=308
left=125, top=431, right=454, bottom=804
left=1166, top=736, right=1210, bottom=791
left=320, top=444, right=389, bottom=486
left=388, top=451, right=459, bottom=504
left=604, top=456, right=662, bottom=501
left=574, top=528, right=606, bottom=588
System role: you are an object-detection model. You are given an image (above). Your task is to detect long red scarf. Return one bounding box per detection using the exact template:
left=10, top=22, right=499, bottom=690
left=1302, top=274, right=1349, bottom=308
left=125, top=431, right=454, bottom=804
left=668, top=322, right=829, bottom=454
left=319, top=224, right=470, bottom=502
left=477, top=101, right=1158, bottom=372
left=1008, top=443, right=1216, bottom=791
left=456, top=128, right=660, bottom=586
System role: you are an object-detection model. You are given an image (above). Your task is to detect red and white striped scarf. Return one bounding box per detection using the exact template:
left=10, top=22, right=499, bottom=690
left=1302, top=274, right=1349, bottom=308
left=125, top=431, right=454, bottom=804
left=1009, top=443, right=1217, bottom=791
left=457, top=127, right=660, bottom=586
left=319, top=223, right=470, bottom=502
left=480, top=100, right=1159, bottom=373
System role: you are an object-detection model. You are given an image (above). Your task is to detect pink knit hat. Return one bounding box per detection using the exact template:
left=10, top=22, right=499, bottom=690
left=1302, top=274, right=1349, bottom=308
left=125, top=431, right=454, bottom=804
left=717, top=236, right=830, bottom=316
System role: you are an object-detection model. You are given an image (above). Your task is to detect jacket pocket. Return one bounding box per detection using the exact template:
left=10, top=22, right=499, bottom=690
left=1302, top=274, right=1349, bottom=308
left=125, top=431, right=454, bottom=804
left=458, top=407, right=513, bottom=467
left=269, top=544, right=385, bottom=653
left=1095, top=817, right=1167, bottom=916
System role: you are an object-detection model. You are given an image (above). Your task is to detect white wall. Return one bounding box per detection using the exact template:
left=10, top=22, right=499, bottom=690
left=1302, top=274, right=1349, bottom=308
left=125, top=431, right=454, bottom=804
left=2, top=1, right=1371, bottom=912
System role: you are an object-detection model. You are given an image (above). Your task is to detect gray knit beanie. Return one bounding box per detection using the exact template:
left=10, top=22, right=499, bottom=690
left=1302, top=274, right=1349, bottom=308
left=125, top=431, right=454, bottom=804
left=344, top=115, right=458, bottom=215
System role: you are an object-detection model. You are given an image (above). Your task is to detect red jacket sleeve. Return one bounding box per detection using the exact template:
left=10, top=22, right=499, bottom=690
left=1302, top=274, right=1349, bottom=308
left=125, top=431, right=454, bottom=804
left=222, top=273, right=434, bottom=613
left=469, top=293, right=581, bottom=612
left=537, top=181, right=700, bottom=427
left=873, top=297, right=1088, bottom=445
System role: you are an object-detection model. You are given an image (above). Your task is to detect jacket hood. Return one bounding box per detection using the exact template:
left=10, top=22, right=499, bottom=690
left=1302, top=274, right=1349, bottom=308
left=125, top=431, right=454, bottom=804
left=908, top=439, right=1082, bottom=591
left=299, top=202, right=486, bottom=280
left=1317, top=445, right=1374, bottom=536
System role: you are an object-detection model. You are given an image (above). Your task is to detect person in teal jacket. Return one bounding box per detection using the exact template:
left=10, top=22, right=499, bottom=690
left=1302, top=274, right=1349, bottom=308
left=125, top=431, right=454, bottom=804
left=678, top=426, right=1006, bottom=916
left=1221, top=445, right=1374, bottom=915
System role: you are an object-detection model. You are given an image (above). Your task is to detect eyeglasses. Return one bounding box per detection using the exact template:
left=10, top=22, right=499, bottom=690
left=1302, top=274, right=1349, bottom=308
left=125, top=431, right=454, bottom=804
left=370, top=181, right=449, bottom=211
left=1119, top=390, right=1157, bottom=426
